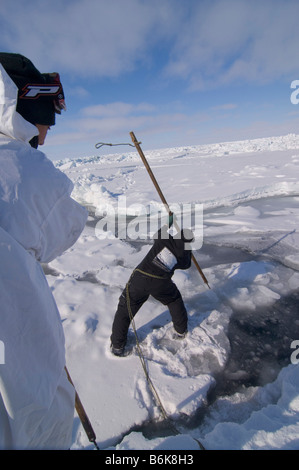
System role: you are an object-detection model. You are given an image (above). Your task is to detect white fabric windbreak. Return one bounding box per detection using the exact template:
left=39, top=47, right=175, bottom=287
left=0, top=60, right=87, bottom=449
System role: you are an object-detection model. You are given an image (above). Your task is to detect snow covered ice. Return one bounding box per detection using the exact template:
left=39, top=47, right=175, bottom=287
left=45, top=133, right=299, bottom=450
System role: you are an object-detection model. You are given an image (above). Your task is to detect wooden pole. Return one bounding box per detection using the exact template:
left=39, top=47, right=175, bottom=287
left=130, top=131, right=210, bottom=289
left=65, top=367, right=99, bottom=449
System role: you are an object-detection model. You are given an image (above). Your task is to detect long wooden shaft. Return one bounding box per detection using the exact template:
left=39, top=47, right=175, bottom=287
left=130, top=132, right=169, bottom=211
left=65, top=366, right=99, bottom=449
left=130, top=131, right=210, bottom=289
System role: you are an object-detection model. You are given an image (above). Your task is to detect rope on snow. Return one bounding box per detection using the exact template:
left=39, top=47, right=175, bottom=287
left=125, top=272, right=206, bottom=451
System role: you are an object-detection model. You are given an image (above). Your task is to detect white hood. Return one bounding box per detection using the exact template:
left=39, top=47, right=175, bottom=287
left=0, top=61, right=88, bottom=449
left=0, top=63, right=38, bottom=143
left=0, top=63, right=88, bottom=264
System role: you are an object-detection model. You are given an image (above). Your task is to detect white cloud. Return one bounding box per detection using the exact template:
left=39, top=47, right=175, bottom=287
left=82, top=102, right=155, bottom=117
left=0, top=0, right=178, bottom=77
left=2, top=0, right=298, bottom=90
left=3, top=0, right=298, bottom=160
left=164, top=0, right=299, bottom=89
left=211, top=103, right=238, bottom=111
left=48, top=99, right=212, bottom=152
left=69, top=86, right=90, bottom=99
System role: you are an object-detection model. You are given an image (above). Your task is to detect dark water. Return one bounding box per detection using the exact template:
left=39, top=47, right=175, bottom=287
left=210, top=290, right=299, bottom=398
left=188, top=240, right=299, bottom=395
left=126, top=238, right=299, bottom=438
left=134, top=285, right=299, bottom=440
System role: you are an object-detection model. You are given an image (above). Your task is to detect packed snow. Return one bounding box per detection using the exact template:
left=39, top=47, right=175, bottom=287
left=45, top=133, right=299, bottom=450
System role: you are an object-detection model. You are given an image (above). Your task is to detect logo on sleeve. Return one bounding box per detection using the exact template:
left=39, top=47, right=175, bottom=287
left=20, top=84, right=60, bottom=99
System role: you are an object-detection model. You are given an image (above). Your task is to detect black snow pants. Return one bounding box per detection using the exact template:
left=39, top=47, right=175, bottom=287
left=111, top=269, right=188, bottom=349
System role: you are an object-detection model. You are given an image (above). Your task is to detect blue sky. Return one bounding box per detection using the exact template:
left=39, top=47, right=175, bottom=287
left=1, top=0, right=299, bottom=160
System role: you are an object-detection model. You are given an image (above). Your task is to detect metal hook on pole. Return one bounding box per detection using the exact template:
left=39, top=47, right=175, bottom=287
left=129, top=131, right=210, bottom=289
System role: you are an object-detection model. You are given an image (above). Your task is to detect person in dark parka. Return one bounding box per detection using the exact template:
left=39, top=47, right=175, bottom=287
left=110, top=218, right=194, bottom=356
